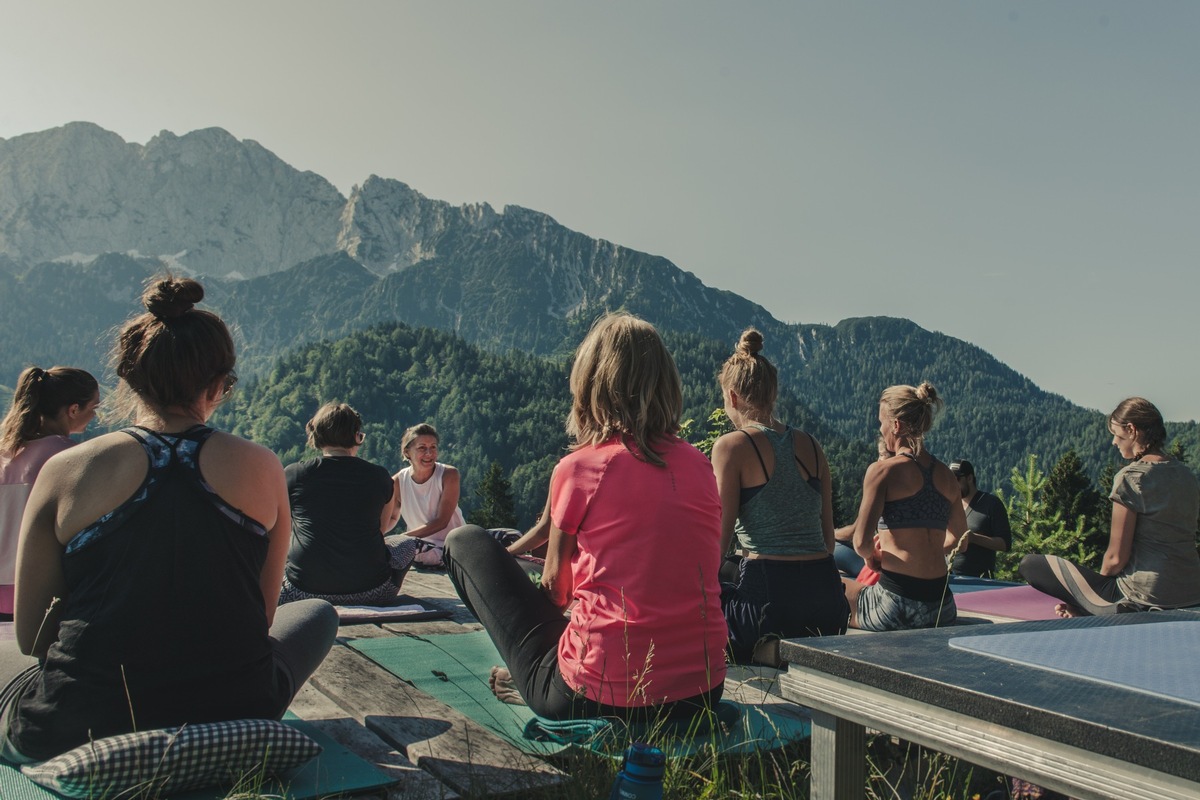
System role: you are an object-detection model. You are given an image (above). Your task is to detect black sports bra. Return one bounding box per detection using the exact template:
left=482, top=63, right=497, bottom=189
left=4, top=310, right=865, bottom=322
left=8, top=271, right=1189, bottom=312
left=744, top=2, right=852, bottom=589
left=877, top=453, right=950, bottom=530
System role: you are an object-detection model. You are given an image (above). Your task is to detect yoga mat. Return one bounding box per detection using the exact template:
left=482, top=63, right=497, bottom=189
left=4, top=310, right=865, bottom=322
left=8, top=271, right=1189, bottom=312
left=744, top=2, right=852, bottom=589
left=349, top=631, right=810, bottom=757
left=947, top=576, right=1021, bottom=594
left=336, top=594, right=452, bottom=624
left=0, top=719, right=395, bottom=800
left=350, top=630, right=566, bottom=756
left=952, top=584, right=1061, bottom=620
left=950, top=620, right=1200, bottom=708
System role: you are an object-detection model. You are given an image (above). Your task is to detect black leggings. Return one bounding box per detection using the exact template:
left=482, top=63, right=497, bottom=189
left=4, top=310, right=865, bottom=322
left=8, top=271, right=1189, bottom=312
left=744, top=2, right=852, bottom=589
left=1018, top=554, right=1129, bottom=615
left=442, top=525, right=722, bottom=721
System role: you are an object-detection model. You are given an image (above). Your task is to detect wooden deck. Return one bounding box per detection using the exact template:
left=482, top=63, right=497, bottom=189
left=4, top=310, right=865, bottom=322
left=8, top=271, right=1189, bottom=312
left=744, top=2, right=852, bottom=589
left=287, top=568, right=809, bottom=799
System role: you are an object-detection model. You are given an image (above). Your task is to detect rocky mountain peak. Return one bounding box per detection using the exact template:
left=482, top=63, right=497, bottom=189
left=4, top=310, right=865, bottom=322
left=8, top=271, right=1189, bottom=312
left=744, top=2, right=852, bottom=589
left=0, top=124, right=344, bottom=278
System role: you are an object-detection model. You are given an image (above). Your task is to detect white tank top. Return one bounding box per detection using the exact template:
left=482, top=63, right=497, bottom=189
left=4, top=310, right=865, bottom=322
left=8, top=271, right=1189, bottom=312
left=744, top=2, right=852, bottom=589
left=396, top=462, right=464, bottom=547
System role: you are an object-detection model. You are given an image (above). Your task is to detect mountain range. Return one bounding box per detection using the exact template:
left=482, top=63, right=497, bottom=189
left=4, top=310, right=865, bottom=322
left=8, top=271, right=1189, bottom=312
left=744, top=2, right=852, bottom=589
left=2, top=122, right=1196, bottom=503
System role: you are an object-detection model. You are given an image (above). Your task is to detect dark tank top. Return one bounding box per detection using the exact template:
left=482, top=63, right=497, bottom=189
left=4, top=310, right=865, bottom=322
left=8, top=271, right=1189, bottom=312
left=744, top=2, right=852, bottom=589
left=7, top=426, right=289, bottom=760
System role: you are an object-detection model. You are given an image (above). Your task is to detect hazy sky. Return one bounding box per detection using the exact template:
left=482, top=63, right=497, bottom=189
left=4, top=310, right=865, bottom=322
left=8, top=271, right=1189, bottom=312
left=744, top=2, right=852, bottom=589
left=2, top=2, right=1198, bottom=421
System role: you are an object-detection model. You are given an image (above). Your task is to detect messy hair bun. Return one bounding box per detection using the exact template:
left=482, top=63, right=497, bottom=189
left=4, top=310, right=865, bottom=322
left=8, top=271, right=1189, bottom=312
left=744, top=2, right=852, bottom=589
left=880, top=381, right=944, bottom=454
left=719, top=327, right=777, bottom=418
left=144, top=277, right=204, bottom=321
left=735, top=329, right=764, bottom=358
left=110, top=274, right=235, bottom=421
left=914, top=381, right=940, bottom=408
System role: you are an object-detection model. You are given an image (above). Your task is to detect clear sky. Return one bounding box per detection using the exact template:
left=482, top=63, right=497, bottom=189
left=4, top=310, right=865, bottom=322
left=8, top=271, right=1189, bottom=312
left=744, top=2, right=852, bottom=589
left=2, top=2, right=1198, bottom=421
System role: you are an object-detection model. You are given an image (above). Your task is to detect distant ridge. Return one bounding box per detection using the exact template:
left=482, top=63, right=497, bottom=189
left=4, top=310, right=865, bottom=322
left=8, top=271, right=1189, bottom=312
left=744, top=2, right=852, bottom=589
left=0, top=123, right=1196, bottom=492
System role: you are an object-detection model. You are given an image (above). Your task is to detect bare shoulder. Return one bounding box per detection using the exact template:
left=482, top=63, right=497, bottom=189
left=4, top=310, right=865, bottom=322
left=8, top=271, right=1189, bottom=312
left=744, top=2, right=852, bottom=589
left=793, top=429, right=825, bottom=455
left=40, top=431, right=142, bottom=476
left=711, top=431, right=745, bottom=457
left=929, top=457, right=959, bottom=492
left=205, top=431, right=283, bottom=473
left=863, top=458, right=891, bottom=483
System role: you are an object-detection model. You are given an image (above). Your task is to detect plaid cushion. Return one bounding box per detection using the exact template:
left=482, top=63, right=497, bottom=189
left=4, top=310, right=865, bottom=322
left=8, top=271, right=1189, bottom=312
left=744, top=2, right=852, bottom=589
left=20, top=719, right=321, bottom=798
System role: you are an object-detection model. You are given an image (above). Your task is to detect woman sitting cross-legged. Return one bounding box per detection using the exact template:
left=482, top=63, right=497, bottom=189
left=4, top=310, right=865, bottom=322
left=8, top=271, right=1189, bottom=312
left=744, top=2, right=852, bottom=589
left=443, top=312, right=728, bottom=722
left=0, top=276, right=338, bottom=764
left=391, top=423, right=468, bottom=567
left=842, top=382, right=968, bottom=631
left=712, top=328, right=849, bottom=665
left=278, top=402, right=419, bottom=605
left=1020, top=397, right=1200, bottom=616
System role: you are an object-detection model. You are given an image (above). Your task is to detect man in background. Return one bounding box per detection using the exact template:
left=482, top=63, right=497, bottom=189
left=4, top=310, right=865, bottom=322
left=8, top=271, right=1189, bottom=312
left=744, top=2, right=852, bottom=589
left=951, top=459, right=1011, bottom=578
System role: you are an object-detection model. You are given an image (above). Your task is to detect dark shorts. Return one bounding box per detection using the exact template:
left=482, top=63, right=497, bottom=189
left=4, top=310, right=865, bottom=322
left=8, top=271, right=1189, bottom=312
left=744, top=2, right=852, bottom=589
left=721, top=555, right=849, bottom=662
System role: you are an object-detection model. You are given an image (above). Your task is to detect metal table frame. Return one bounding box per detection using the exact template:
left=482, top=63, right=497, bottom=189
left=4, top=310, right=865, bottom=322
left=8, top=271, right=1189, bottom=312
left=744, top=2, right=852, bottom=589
left=779, top=614, right=1200, bottom=800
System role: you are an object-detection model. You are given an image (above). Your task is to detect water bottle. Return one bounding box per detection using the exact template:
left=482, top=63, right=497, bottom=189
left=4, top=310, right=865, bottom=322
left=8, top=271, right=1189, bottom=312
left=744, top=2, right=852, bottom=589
left=608, top=742, right=665, bottom=800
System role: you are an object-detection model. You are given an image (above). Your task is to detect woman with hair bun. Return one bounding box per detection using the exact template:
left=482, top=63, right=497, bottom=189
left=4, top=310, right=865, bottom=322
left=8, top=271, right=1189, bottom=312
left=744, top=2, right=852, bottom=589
left=279, top=402, right=419, bottom=604
left=843, top=382, right=968, bottom=631
left=1020, top=397, right=1200, bottom=616
left=443, top=313, right=726, bottom=722
left=712, top=328, right=848, bottom=664
left=0, top=367, right=99, bottom=620
left=0, top=276, right=338, bottom=764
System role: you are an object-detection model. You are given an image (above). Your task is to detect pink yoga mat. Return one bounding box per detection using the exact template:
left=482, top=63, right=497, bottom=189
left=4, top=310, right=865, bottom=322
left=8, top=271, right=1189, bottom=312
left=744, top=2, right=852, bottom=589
left=953, top=584, right=1061, bottom=620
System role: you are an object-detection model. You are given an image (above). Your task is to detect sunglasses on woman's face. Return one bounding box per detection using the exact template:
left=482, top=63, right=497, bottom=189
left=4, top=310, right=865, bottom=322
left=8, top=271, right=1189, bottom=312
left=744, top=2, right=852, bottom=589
left=221, top=371, right=238, bottom=397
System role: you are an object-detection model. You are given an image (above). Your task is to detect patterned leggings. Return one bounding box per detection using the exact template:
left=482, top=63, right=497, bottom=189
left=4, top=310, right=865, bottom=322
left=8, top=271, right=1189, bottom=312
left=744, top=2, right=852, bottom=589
left=278, top=536, right=420, bottom=605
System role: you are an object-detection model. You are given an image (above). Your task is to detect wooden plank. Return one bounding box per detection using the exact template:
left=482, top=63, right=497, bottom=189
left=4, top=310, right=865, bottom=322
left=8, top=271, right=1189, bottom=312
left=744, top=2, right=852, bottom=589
left=310, top=644, right=568, bottom=798
left=723, top=664, right=811, bottom=725
left=290, top=683, right=460, bottom=800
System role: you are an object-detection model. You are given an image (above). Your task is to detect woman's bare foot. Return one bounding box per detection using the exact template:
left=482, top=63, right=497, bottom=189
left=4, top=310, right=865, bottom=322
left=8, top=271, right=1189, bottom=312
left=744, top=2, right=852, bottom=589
left=1055, top=602, right=1083, bottom=618
left=489, top=665, right=526, bottom=705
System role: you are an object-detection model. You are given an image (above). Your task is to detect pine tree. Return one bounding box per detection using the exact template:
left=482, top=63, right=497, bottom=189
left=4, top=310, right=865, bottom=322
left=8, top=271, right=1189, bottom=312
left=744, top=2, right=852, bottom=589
left=1093, top=461, right=1119, bottom=540
left=467, top=461, right=519, bottom=529
left=1043, top=449, right=1101, bottom=537
left=997, top=454, right=1098, bottom=579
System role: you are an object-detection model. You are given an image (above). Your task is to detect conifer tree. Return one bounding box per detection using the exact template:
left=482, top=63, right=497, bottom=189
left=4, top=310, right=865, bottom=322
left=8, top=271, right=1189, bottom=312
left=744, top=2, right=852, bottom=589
left=1043, top=449, right=1101, bottom=538
left=467, top=461, right=519, bottom=529
left=998, top=454, right=1099, bottom=579
left=1094, top=461, right=1119, bottom=538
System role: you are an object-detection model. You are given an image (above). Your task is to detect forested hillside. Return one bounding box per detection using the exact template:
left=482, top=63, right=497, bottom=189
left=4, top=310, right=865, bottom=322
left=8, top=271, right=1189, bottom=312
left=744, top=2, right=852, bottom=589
left=212, top=322, right=879, bottom=527
left=5, top=251, right=1198, bottom=500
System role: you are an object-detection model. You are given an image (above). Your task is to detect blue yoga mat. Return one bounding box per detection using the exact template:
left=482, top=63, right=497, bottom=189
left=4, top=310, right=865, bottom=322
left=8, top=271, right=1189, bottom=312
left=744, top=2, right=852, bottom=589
left=950, top=619, right=1200, bottom=708
left=947, top=576, right=1021, bottom=594
left=349, top=631, right=809, bottom=757
left=0, top=719, right=395, bottom=800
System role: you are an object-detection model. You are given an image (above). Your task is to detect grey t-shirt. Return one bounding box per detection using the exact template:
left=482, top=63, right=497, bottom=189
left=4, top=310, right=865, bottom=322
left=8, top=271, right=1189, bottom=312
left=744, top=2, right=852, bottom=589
left=1111, top=459, right=1200, bottom=608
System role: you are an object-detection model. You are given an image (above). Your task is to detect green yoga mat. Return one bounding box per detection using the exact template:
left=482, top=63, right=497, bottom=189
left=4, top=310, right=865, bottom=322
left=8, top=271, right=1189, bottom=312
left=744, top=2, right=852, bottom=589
left=348, top=630, right=810, bottom=757
left=0, top=719, right=395, bottom=800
